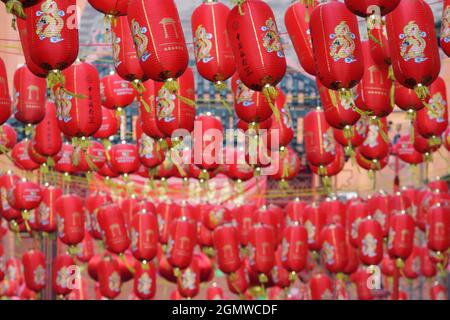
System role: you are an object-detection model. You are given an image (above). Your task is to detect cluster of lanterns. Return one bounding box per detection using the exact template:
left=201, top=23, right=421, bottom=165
left=0, top=0, right=448, bottom=300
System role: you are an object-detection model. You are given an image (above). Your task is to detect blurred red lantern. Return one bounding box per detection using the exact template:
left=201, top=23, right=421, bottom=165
left=413, top=122, right=441, bottom=155
left=109, top=141, right=140, bottom=174
left=231, top=204, right=256, bottom=247
left=97, top=256, right=122, bottom=299
left=387, top=212, right=415, bottom=260
left=13, top=65, right=46, bottom=124
left=403, top=246, right=421, bottom=279
left=133, top=262, right=156, bottom=300
left=394, top=134, right=424, bottom=164
left=0, top=124, right=17, bottom=152
left=248, top=224, right=276, bottom=278
left=430, top=282, right=448, bottom=300
left=256, top=205, right=284, bottom=244
left=226, top=263, right=249, bottom=297
left=203, top=204, right=231, bottom=231
left=367, top=191, right=391, bottom=237
left=304, top=203, right=326, bottom=251
left=11, top=140, right=40, bottom=171
left=93, top=107, right=119, bottom=139
left=420, top=246, right=437, bottom=278
left=192, top=114, right=224, bottom=171
left=427, top=203, right=450, bottom=253
left=155, top=202, right=175, bottom=245
left=394, top=81, right=424, bottom=112
left=56, top=194, right=85, bottom=247
left=386, top=0, right=440, bottom=99
left=37, top=185, right=61, bottom=233
left=138, top=82, right=165, bottom=141
left=57, top=61, right=102, bottom=138
left=137, top=131, right=165, bottom=169
left=0, top=57, right=11, bottom=125
left=0, top=172, right=19, bottom=220
left=333, top=117, right=368, bottom=151
left=345, top=0, right=400, bottom=16
left=358, top=217, right=383, bottom=265
left=309, top=144, right=346, bottom=178
left=191, top=1, right=235, bottom=85
left=7, top=179, right=42, bottom=212
left=34, top=100, right=62, bottom=157
left=75, top=232, right=94, bottom=263
left=52, top=254, right=75, bottom=296
left=87, top=0, right=127, bottom=15
left=285, top=199, right=307, bottom=224
left=347, top=199, right=369, bottom=248
left=359, top=118, right=389, bottom=160
left=177, top=258, right=200, bottom=299
left=98, top=204, right=130, bottom=254
left=167, top=216, right=197, bottom=269
left=440, top=0, right=450, bottom=57
left=100, top=72, right=135, bottom=111
left=351, top=269, right=374, bottom=300
left=22, top=250, right=46, bottom=292
left=310, top=1, right=364, bottom=92
left=74, top=140, right=106, bottom=172
left=207, top=284, right=225, bottom=300
left=266, top=91, right=294, bottom=148
left=281, top=222, right=307, bottom=273
left=320, top=224, right=348, bottom=273
left=130, top=209, right=158, bottom=262
left=390, top=191, right=413, bottom=216
left=213, top=224, right=241, bottom=274
left=154, top=67, right=196, bottom=136
left=310, top=273, right=333, bottom=300
left=227, top=0, right=286, bottom=118
left=284, top=1, right=318, bottom=76
left=344, top=240, right=359, bottom=274
left=54, top=142, right=75, bottom=174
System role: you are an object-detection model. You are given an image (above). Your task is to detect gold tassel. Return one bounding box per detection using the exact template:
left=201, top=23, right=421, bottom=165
left=214, top=81, right=232, bottom=115
left=374, top=117, right=389, bottom=143
left=233, top=0, right=245, bottom=15
left=262, top=85, right=280, bottom=123
left=5, top=0, right=25, bottom=19
left=164, top=78, right=196, bottom=107
left=329, top=89, right=338, bottom=108
left=102, top=139, right=112, bottom=162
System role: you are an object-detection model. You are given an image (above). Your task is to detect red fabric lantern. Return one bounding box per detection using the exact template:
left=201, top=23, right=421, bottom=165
left=358, top=217, right=383, bottom=265
left=87, top=0, right=128, bottom=15
left=56, top=194, right=85, bottom=246
left=284, top=1, right=318, bottom=76
left=394, top=134, right=424, bottom=164
left=310, top=273, right=333, bottom=300
left=13, top=65, right=46, bottom=124
left=266, top=90, right=294, bottom=148
left=202, top=204, right=231, bottom=231
left=0, top=57, right=11, bottom=124
left=133, top=262, right=156, bottom=300
left=127, top=0, right=188, bottom=83
left=109, top=142, right=140, bottom=174
left=430, top=282, right=448, bottom=300
left=320, top=224, right=348, bottom=273
left=285, top=199, right=307, bottom=224
left=100, top=72, right=135, bottom=110
left=0, top=124, right=17, bottom=152
left=427, top=203, right=450, bottom=253
left=34, top=100, right=62, bottom=157
left=344, top=241, right=360, bottom=274
left=304, top=203, right=326, bottom=251
left=359, top=118, right=389, bottom=160
left=37, top=185, right=61, bottom=233
left=387, top=212, right=415, bottom=260
left=345, top=0, right=400, bottom=16
left=309, top=144, right=346, bottom=178
left=191, top=1, right=235, bottom=84
left=207, top=284, right=225, bottom=300
left=386, top=0, right=440, bottom=97
left=52, top=254, right=75, bottom=296
left=177, top=258, right=200, bottom=298
left=304, top=108, right=337, bottom=168
left=54, top=142, right=75, bottom=174
left=248, top=223, right=276, bottom=277
left=57, top=61, right=102, bottom=138
left=213, top=224, right=241, bottom=274
left=309, top=1, right=364, bottom=91
left=231, top=204, right=256, bottom=247
left=93, top=107, right=119, bottom=139
left=413, top=121, right=441, bottom=155
left=322, top=196, right=346, bottom=227
left=75, top=232, right=94, bottom=263
left=281, top=222, right=307, bottom=273
left=97, top=256, right=122, bottom=299
left=440, top=0, right=450, bottom=57
left=192, top=114, right=224, bottom=171
left=351, top=269, right=374, bottom=300
left=167, top=216, right=197, bottom=269
left=394, top=81, right=424, bottom=112
left=256, top=205, right=284, bottom=244
left=130, top=209, right=158, bottom=262
left=137, top=132, right=165, bottom=169
left=22, top=250, right=46, bottom=292
left=11, top=140, right=40, bottom=171
left=155, top=202, right=174, bottom=245
left=333, top=117, right=367, bottom=149
left=390, top=191, right=413, bottom=216
left=154, top=67, right=196, bottom=136
left=74, top=140, right=106, bottom=173
left=7, top=179, right=42, bottom=211
left=403, top=245, right=421, bottom=279
left=138, top=80, right=165, bottom=139
left=98, top=204, right=130, bottom=254
left=226, top=263, right=249, bottom=297
left=367, top=191, right=391, bottom=237
left=347, top=199, right=369, bottom=248
left=416, top=77, right=448, bottom=139
left=0, top=172, right=19, bottom=221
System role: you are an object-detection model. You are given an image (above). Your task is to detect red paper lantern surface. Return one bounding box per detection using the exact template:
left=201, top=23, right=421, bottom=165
left=248, top=223, right=276, bottom=275
left=0, top=57, right=11, bottom=125
left=344, top=0, right=400, bottom=17
left=177, top=258, right=200, bottom=298
left=358, top=217, right=384, bottom=265
left=11, top=140, right=40, bottom=171
left=351, top=269, right=374, bottom=300
left=191, top=1, right=235, bottom=83
left=133, top=262, right=156, bottom=300
left=24, top=0, right=79, bottom=73
left=22, top=250, right=46, bottom=292
left=34, top=100, right=62, bottom=157
left=427, top=203, right=450, bottom=253
left=394, top=134, right=424, bottom=164
left=227, top=0, right=286, bottom=92
left=281, top=222, right=307, bottom=273
left=309, top=144, right=346, bottom=177
left=0, top=124, right=17, bottom=152
left=13, top=65, right=46, bottom=125
left=100, top=72, right=135, bottom=110
left=344, top=241, right=360, bottom=274
left=320, top=224, right=348, bottom=273
left=56, top=194, right=85, bottom=246
left=321, top=197, right=346, bottom=227
left=386, top=0, right=440, bottom=90
left=403, top=246, right=421, bottom=279
left=74, top=140, right=106, bottom=173
left=285, top=199, right=307, bottom=225
left=284, top=1, right=318, bottom=76
left=76, top=232, right=94, bottom=263
left=359, top=118, right=389, bottom=160
left=213, top=224, right=241, bottom=274
left=304, top=203, right=325, bottom=251
left=93, top=107, right=119, bottom=139
left=309, top=1, right=364, bottom=90
left=367, top=17, right=391, bottom=67
left=430, top=283, right=448, bottom=300
left=97, top=256, right=122, bottom=299
left=166, top=216, right=197, bottom=269
left=387, top=212, right=415, bottom=260
left=37, top=185, right=61, bottom=233
left=87, top=0, right=128, bottom=15
left=347, top=199, right=369, bottom=248
left=394, top=81, right=424, bottom=112
left=52, top=254, right=75, bottom=296
left=231, top=204, right=257, bottom=247
left=7, top=179, right=42, bottom=211
left=270, top=147, right=301, bottom=182
left=130, top=210, right=158, bottom=262
left=0, top=172, right=19, bottom=220
left=109, top=142, right=140, bottom=174
left=138, top=80, right=165, bottom=139
left=266, top=91, right=294, bottom=148
left=310, top=273, right=333, bottom=300
left=54, top=142, right=75, bottom=174
left=137, top=132, right=165, bottom=169
left=440, top=0, right=450, bottom=57
left=333, top=117, right=368, bottom=149
left=226, top=263, right=249, bottom=296
left=207, top=284, right=225, bottom=300
left=367, top=191, right=391, bottom=237
left=127, top=0, right=188, bottom=82
left=98, top=204, right=130, bottom=254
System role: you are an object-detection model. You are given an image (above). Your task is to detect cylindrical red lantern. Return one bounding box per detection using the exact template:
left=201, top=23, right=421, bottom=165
left=109, top=141, right=140, bottom=175
left=37, top=185, right=61, bottom=233
left=213, top=224, right=241, bottom=274
left=394, top=134, right=424, bottom=165
left=0, top=57, right=11, bottom=125
left=87, top=0, right=128, bottom=16
left=440, top=0, right=450, bottom=57
left=133, top=261, right=156, bottom=300
left=427, top=203, right=450, bottom=253
left=100, top=72, right=135, bottom=111
left=387, top=212, right=415, bottom=260
left=93, top=107, right=119, bottom=139
left=98, top=204, right=130, bottom=254
left=248, top=224, right=276, bottom=277
left=52, top=254, right=75, bottom=296
left=130, top=209, right=158, bottom=262
left=358, top=217, right=383, bottom=265
left=166, top=216, right=197, bottom=269
left=281, top=222, right=307, bottom=273
left=56, top=194, right=85, bottom=247
left=34, top=100, right=62, bottom=157
left=359, top=118, right=389, bottom=160
left=320, top=224, right=348, bottom=273
left=22, top=250, right=46, bottom=292
left=97, top=256, right=122, bottom=299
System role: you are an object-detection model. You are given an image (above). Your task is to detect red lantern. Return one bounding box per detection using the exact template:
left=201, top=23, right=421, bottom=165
left=100, top=72, right=135, bottom=111
left=177, top=258, right=200, bottom=299
left=37, top=185, right=61, bottom=233
left=394, top=81, right=424, bottom=112
left=281, top=222, right=307, bottom=273
left=24, top=0, right=79, bottom=82
left=359, top=118, right=389, bottom=160
left=0, top=57, right=11, bottom=125
left=309, top=144, right=346, bottom=178
left=440, top=0, right=450, bottom=57
left=387, top=212, right=415, bottom=260
left=390, top=191, right=413, bottom=216
left=420, top=246, right=437, bottom=278
left=347, top=199, right=369, bottom=248
left=386, top=0, right=440, bottom=98
left=0, top=124, right=17, bottom=152
left=427, top=203, right=450, bottom=253
left=256, top=205, right=285, bottom=244
left=54, top=142, right=75, bottom=174
left=74, top=140, right=106, bottom=173
left=304, top=203, right=326, bottom=251
left=430, top=282, right=448, bottom=300
left=358, top=217, right=383, bottom=265
left=167, top=216, right=197, bottom=269
left=248, top=224, right=275, bottom=277
left=213, top=224, right=241, bottom=274
left=155, top=202, right=175, bottom=245
left=7, top=179, right=42, bottom=211
left=0, top=172, right=19, bottom=220
left=98, top=204, right=130, bottom=254
left=52, top=254, right=75, bottom=296
left=11, top=140, right=40, bottom=171
left=191, top=1, right=235, bottom=84
left=127, top=0, right=188, bottom=83
left=13, top=65, right=46, bottom=124
left=137, top=131, right=164, bottom=169
left=231, top=204, right=256, bottom=247
left=413, top=121, right=441, bottom=155
left=320, top=224, right=348, bottom=273
left=97, top=256, right=122, bottom=299
left=207, top=284, right=225, bottom=300
left=202, top=204, right=232, bottom=231
left=345, top=0, right=400, bottom=16
left=344, top=240, right=360, bottom=274
left=22, top=250, right=46, bottom=292
left=87, top=0, right=128, bottom=16
left=154, top=67, right=196, bottom=137
left=133, top=262, right=156, bottom=300
left=403, top=246, right=421, bottom=279
left=309, top=1, right=364, bottom=91
left=130, top=209, right=158, bottom=262
left=304, top=108, right=337, bottom=168
left=138, top=81, right=165, bottom=141
left=109, top=141, right=140, bottom=174
left=75, top=232, right=94, bottom=263
left=34, top=100, right=62, bottom=157
left=394, top=134, right=424, bottom=164
left=57, top=61, right=102, bottom=138
left=321, top=196, right=346, bottom=227
left=310, top=273, right=333, bottom=300
left=284, top=1, right=318, bottom=76
left=56, top=194, right=84, bottom=247
left=351, top=269, right=374, bottom=300
left=285, top=199, right=307, bottom=224
left=266, top=91, right=294, bottom=148
left=93, top=107, right=119, bottom=139
left=192, top=114, right=224, bottom=171
left=227, top=0, right=286, bottom=115
left=226, top=263, right=249, bottom=297
left=416, top=77, right=448, bottom=139
left=367, top=191, right=391, bottom=237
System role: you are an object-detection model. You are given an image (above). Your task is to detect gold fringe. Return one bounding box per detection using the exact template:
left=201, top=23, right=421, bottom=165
left=5, top=0, right=25, bottom=19
left=262, top=85, right=280, bottom=123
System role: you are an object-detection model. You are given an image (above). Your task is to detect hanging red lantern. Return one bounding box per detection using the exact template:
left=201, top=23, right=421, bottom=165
left=416, top=77, right=448, bottom=140
left=310, top=273, right=333, bottom=300
left=127, top=0, right=188, bottom=85
left=98, top=204, right=130, bottom=254
left=57, top=61, right=102, bottom=138
left=109, top=141, right=140, bottom=175
left=320, top=224, right=348, bottom=273
left=345, top=0, right=400, bottom=17
left=413, top=121, right=441, bottom=156
left=154, top=67, right=196, bottom=137
left=87, top=0, right=128, bottom=16
left=430, top=282, right=448, bottom=300
left=359, top=117, right=389, bottom=160
left=74, top=140, right=106, bottom=173
left=52, top=254, right=75, bottom=296
left=386, top=0, right=440, bottom=100
left=34, top=100, right=62, bottom=157
left=207, top=284, right=225, bottom=300
left=387, top=212, right=415, bottom=260
left=177, top=258, right=200, bottom=299
left=192, top=114, right=224, bottom=171
left=22, top=250, right=46, bottom=292
left=440, top=0, right=450, bottom=57
left=213, top=224, right=241, bottom=274
left=0, top=57, right=11, bottom=125
left=402, top=245, right=421, bottom=279
left=100, top=72, right=135, bottom=111
left=256, top=205, right=285, bottom=244
left=285, top=1, right=318, bottom=76
left=133, top=261, right=156, bottom=300
left=227, top=0, right=286, bottom=120
left=54, top=142, right=75, bottom=174
left=394, top=81, right=424, bottom=112
left=394, top=134, right=424, bottom=164
left=97, top=256, right=122, bottom=299
left=56, top=194, right=85, bottom=247
left=37, top=185, right=61, bottom=233
left=266, top=90, right=294, bottom=148
left=344, top=240, right=360, bottom=274
left=351, top=269, right=374, bottom=300
left=347, top=199, right=369, bottom=248
left=93, top=107, right=119, bottom=140
left=202, top=205, right=232, bottom=231
left=248, top=223, right=275, bottom=280
left=0, top=172, right=19, bottom=222
left=321, top=197, right=346, bottom=227
left=226, top=263, right=249, bottom=297
left=0, top=124, right=17, bottom=153
left=138, top=80, right=165, bottom=140
left=130, top=209, right=158, bottom=262
left=137, top=132, right=165, bottom=169
left=309, top=144, right=346, bottom=179
left=191, top=0, right=235, bottom=85
left=75, top=231, right=94, bottom=263
left=231, top=204, right=256, bottom=247
left=367, top=191, right=391, bottom=237
left=390, top=191, right=413, bottom=216
left=358, top=217, right=383, bottom=265
left=304, top=108, right=337, bottom=168
left=420, top=246, right=437, bottom=278
left=167, top=216, right=197, bottom=270
left=155, top=202, right=174, bottom=246
left=11, top=140, right=40, bottom=171
left=7, top=179, right=42, bottom=212
left=281, top=222, right=307, bottom=274
left=270, top=147, right=301, bottom=185
left=285, top=199, right=307, bottom=225
left=304, top=203, right=326, bottom=251
left=309, top=1, right=364, bottom=94
left=24, top=0, right=79, bottom=86
left=427, top=203, right=450, bottom=253
left=333, top=117, right=368, bottom=151
left=13, top=65, right=46, bottom=125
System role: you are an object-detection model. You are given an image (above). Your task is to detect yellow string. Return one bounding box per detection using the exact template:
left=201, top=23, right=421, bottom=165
left=262, top=85, right=280, bottom=123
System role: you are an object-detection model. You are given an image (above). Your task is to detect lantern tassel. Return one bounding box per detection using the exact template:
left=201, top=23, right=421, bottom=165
left=406, top=111, right=416, bottom=144
left=164, top=78, right=196, bottom=107
left=5, top=0, right=25, bottom=19
left=119, top=253, right=135, bottom=274
left=102, top=139, right=112, bottom=162
left=214, top=81, right=232, bottom=115
left=262, top=85, right=280, bottom=123
left=232, top=0, right=245, bottom=15
left=374, top=117, right=389, bottom=143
